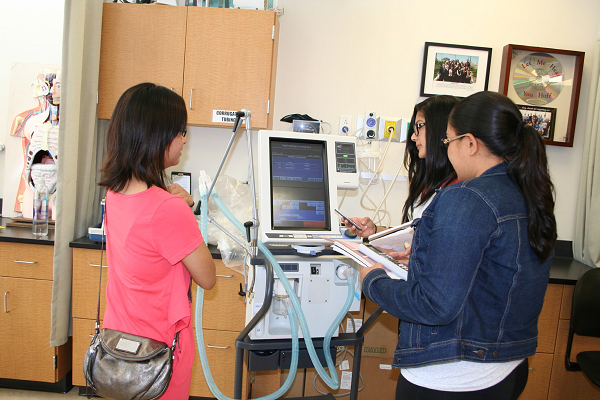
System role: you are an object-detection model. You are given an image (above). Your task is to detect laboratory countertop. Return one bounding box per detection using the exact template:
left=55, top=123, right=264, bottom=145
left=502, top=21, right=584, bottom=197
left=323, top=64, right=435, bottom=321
left=0, top=217, right=54, bottom=245
left=67, top=236, right=592, bottom=286
left=0, top=218, right=590, bottom=285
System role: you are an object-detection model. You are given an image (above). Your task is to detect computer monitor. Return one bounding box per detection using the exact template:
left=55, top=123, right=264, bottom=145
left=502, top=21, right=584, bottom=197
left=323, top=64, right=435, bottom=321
left=257, top=130, right=359, bottom=245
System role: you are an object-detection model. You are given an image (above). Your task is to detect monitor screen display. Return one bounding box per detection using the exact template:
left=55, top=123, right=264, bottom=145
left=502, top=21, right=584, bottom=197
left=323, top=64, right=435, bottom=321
left=269, top=138, right=330, bottom=231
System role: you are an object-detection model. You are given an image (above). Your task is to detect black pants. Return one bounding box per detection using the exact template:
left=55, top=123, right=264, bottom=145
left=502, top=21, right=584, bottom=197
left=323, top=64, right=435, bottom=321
left=396, top=359, right=529, bottom=400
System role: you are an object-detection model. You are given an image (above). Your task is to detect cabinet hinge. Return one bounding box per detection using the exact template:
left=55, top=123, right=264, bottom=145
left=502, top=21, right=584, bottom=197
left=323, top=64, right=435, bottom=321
left=267, top=100, right=270, bottom=114
left=272, top=25, right=275, bottom=40
left=53, top=355, right=57, bottom=370
left=96, top=92, right=99, bottom=105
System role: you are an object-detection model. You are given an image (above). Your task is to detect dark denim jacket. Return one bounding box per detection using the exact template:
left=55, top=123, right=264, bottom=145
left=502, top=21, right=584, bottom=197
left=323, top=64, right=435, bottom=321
left=363, top=163, right=553, bottom=367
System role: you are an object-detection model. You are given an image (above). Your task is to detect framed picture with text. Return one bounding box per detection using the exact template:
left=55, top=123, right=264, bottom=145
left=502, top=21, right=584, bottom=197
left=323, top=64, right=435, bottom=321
left=516, top=104, right=557, bottom=141
left=499, top=44, right=584, bottom=147
left=420, top=42, right=492, bottom=98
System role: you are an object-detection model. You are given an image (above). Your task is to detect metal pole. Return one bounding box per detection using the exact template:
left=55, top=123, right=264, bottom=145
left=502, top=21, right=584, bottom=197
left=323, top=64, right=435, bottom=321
left=206, top=129, right=239, bottom=201
left=350, top=342, right=362, bottom=400
left=234, top=256, right=274, bottom=399
left=242, top=111, right=260, bottom=256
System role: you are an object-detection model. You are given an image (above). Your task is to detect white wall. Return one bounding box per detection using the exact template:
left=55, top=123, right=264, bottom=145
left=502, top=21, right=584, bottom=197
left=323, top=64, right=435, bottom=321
left=0, top=0, right=64, bottom=216
left=176, top=0, right=600, bottom=241
left=2, top=0, right=599, bottom=242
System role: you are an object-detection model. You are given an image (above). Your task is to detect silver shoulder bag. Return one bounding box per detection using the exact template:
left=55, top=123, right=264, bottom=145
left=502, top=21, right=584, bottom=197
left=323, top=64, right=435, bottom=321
left=82, top=203, right=178, bottom=400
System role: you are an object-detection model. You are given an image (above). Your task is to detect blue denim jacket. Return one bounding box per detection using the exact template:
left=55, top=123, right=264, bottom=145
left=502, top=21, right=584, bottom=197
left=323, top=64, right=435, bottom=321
left=363, top=162, right=553, bottom=367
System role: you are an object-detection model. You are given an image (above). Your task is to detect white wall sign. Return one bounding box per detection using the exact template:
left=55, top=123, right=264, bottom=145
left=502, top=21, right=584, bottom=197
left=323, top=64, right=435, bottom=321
left=212, top=110, right=237, bottom=124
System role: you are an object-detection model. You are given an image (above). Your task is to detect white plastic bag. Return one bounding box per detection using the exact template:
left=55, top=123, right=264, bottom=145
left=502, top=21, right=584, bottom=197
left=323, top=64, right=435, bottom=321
left=199, top=173, right=252, bottom=274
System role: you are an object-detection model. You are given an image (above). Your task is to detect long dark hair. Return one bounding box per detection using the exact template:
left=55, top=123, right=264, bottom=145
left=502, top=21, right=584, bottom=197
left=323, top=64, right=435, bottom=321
left=402, top=95, right=460, bottom=222
left=99, top=83, right=187, bottom=193
left=448, top=91, right=557, bottom=262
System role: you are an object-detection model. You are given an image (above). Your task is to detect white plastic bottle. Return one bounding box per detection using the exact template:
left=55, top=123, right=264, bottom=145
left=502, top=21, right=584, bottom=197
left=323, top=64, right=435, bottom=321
left=32, top=177, right=49, bottom=237
left=357, top=138, right=381, bottom=185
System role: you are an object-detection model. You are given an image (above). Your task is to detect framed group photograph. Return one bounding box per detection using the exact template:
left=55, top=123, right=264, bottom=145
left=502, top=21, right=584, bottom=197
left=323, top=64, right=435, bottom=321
left=499, top=44, right=585, bottom=147
left=420, top=42, right=492, bottom=98
left=516, top=105, right=557, bottom=141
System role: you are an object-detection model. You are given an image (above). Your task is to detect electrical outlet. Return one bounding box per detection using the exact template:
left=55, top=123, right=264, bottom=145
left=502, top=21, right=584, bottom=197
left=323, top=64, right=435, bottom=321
left=339, top=115, right=352, bottom=135
left=378, top=119, right=398, bottom=141
left=377, top=117, right=406, bottom=142
left=364, top=111, right=377, bottom=139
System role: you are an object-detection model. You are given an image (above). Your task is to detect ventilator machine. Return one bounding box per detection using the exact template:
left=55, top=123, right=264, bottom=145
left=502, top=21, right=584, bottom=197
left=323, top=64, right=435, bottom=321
left=194, top=110, right=367, bottom=400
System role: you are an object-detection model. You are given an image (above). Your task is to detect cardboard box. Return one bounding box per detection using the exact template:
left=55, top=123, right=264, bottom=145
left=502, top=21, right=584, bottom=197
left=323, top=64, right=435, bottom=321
left=251, top=299, right=365, bottom=398
left=250, top=370, right=279, bottom=398
left=279, top=369, right=306, bottom=398
left=357, top=357, right=400, bottom=398
left=343, top=297, right=365, bottom=334
left=304, top=351, right=357, bottom=397
left=304, top=355, right=399, bottom=398
left=361, top=299, right=399, bottom=358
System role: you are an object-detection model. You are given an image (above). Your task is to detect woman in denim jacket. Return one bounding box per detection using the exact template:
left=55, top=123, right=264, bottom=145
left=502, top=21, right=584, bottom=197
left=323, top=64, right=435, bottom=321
left=361, top=91, right=557, bottom=399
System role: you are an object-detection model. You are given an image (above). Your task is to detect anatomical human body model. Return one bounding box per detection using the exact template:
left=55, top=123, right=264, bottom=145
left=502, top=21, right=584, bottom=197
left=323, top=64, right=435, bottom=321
left=9, top=69, right=60, bottom=219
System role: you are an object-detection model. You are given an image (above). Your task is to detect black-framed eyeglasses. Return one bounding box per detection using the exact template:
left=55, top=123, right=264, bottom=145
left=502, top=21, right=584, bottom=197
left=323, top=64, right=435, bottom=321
left=441, top=133, right=468, bottom=147
left=414, top=122, right=426, bottom=136
left=179, top=129, right=187, bottom=137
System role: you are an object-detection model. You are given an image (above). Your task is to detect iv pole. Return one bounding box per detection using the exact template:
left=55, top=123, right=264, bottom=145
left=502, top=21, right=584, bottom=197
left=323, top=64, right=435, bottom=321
left=204, top=109, right=259, bottom=256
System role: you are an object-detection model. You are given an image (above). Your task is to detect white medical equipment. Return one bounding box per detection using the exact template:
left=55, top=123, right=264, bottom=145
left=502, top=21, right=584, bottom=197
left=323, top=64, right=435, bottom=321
left=243, top=129, right=362, bottom=340
left=256, top=130, right=359, bottom=245
left=246, top=255, right=360, bottom=340
left=196, top=111, right=368, bottom=400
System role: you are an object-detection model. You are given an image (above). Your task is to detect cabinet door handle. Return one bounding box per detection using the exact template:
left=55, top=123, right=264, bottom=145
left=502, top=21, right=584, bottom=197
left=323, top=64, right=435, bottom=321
left=14, top=259, right=37, bottom=264
left=206, top=344, right=229, bottom=349
left=189, top=88, right=193, bottom=110
left=4, top=292, right=8, bottom=313
left=216, top=274, right=233, bottom=278
left=528, top=367, right=535, bottom=371
left=89, top=263, right=108, bottom=268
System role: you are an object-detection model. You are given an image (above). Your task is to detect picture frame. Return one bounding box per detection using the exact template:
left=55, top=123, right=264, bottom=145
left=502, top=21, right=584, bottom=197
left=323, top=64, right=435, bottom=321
left=499, top=44, right=585, bottom=147
left=420, top=42, right=492, bottom=98
left=516, top=104, right=557, bottom=142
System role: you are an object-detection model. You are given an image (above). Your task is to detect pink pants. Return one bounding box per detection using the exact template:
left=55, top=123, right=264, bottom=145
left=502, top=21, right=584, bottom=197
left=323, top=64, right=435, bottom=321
left=160, top=324, right=194, bottom=400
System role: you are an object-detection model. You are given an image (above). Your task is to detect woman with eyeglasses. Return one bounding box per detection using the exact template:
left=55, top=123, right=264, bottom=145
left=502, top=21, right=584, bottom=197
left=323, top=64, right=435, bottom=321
left=99, top=83, right=216, bottom=399
left=360, top=91, right=557, bottom=399
left=341, top=95, right=460, bottom=239
left=401, top=95, right=461, bottom=223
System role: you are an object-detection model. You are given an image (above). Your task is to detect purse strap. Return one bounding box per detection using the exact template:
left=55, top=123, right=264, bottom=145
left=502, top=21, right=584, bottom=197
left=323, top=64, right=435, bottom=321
left=94, top=197, right=179, bottom=350
left=94, top=212, right=104, bottom=335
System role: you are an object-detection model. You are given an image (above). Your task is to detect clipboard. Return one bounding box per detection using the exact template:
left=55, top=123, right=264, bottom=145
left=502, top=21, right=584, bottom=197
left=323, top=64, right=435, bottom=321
left=171, top=171, right=192, bottom=195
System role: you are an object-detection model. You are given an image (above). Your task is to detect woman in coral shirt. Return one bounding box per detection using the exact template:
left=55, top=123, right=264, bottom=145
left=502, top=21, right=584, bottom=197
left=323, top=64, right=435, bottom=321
left=99, top=82, right=216, bottom=399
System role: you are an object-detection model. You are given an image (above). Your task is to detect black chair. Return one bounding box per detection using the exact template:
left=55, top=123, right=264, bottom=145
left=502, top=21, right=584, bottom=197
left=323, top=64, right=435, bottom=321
left=565, top=267, right=600, bottom=388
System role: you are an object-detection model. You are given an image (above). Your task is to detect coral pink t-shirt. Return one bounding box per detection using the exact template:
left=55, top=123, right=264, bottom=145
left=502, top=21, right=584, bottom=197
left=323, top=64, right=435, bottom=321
left=102, top=187, right=203, bottom=399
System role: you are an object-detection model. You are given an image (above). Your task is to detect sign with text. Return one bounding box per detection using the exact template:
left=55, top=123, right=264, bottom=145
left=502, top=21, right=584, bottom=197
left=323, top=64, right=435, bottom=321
left=212, top=110, right=237, bottom=124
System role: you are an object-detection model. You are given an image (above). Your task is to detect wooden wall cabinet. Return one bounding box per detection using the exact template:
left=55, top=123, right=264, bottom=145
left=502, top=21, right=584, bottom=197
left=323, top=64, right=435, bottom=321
left=71, top=247, right=249, bottom=398
left=98, top=3, right=279, bottom=130
left=0, top=242, right=71, bottom=383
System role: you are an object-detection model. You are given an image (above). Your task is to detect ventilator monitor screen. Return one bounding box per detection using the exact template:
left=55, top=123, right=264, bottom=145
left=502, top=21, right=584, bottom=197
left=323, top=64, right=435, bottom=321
left=269, top=139, right=331, bottom=231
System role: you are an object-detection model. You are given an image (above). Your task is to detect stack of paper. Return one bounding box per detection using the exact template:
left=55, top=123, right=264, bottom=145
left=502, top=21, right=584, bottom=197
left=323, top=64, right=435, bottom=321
left=332, top=240, right=376, bottom=268
left=368, top=221, right=414, bottom=252
left=332, top=240, right=406, bottom=280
